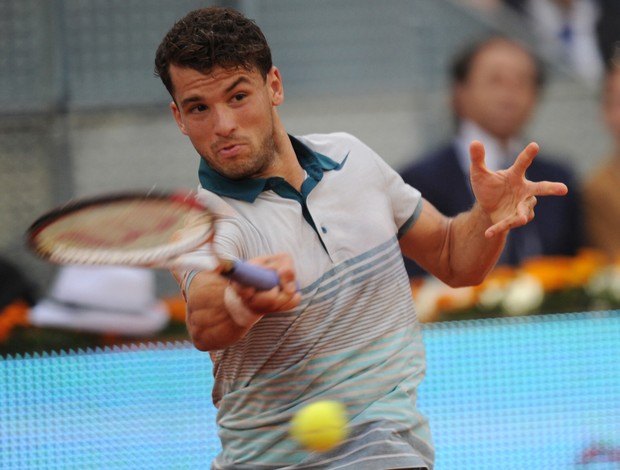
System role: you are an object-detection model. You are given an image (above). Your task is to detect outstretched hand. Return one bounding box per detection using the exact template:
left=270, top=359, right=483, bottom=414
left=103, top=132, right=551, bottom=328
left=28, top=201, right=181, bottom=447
left=469, top=140, right=568, bottom=239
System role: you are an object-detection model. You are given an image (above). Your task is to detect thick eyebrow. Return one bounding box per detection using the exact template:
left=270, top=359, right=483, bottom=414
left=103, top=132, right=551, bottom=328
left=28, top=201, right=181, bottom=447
left=180, top=96, right=202, bottom=108
left=180, top=76, right=252, bottom=108
left=225, top=76, right=251, bottom=94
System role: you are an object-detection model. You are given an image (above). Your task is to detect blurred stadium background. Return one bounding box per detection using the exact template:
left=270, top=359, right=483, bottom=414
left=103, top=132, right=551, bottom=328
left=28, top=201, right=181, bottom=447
left=1, top=1, right=618, bottom=469
left=0, top=0, right=610, bottom=294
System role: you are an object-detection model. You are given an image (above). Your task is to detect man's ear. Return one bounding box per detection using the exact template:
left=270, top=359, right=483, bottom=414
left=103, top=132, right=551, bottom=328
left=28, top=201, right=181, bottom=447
left=170, top=101, right=188, bottom=135
left=267, top=66, right=284, bottom=106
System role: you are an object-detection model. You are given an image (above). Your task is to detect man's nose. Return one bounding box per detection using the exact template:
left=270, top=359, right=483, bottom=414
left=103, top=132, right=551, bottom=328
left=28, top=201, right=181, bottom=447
left=212, top=107, right=236, bottom=137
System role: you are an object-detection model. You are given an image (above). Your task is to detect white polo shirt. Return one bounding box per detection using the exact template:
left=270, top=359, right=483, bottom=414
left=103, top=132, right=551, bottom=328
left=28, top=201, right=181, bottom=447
left=187, top=133, right=433, bottom=469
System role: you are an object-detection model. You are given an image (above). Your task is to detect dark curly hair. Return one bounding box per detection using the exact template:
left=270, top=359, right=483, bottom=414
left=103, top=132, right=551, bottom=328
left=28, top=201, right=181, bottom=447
left=154, top=6, right=273, bottom=97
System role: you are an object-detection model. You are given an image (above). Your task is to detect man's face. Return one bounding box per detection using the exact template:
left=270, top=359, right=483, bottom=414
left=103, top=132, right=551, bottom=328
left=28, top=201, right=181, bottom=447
left=603, top=69, right=620, bottom=144
left=455, top=41, right=539, bottom=140
left=169, top=64, right=284, bottom=179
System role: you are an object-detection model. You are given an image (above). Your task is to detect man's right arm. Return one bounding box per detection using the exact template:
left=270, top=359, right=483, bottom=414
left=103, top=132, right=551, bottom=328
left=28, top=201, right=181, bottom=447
left=182, top=253, right=301, bottom=351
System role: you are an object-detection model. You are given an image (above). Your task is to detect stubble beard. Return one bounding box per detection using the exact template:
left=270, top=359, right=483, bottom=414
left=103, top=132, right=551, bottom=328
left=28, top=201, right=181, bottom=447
left=205, top=126, right=278, bottom=180
left=230, top=132, right=277, bottom=180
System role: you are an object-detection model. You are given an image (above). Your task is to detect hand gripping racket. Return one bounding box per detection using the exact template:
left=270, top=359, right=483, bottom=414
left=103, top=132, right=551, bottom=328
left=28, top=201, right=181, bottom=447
left=25, top=191, right=279, bottom=290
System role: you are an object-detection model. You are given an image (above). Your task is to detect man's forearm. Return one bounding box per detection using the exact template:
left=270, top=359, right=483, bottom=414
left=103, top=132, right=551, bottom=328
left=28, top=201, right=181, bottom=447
left=446, top=203, right=507, bottom=286
left=185, top=272, right=253, bottom=351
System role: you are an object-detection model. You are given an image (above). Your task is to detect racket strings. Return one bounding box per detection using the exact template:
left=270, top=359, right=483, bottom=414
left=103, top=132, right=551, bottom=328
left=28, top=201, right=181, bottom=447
left=47, top=202, right=183, bottom=250
left=32, top=198, right=214, bottom=266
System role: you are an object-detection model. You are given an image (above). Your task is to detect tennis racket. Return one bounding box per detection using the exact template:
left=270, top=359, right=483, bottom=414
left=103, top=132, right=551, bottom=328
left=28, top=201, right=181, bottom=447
left=26, top=191, right=279, bottom=290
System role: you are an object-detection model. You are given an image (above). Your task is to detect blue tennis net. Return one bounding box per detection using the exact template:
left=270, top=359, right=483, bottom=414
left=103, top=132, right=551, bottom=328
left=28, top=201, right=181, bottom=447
left=1, top=311, right=619, bottom=469
left=0, top=342, right=220, bottom=469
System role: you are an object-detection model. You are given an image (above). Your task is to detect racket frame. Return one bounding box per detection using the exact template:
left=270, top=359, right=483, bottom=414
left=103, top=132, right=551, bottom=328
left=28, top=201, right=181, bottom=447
left=26, top=190, right=281, bottom=291
left=26, top=191, right=213, bottom=268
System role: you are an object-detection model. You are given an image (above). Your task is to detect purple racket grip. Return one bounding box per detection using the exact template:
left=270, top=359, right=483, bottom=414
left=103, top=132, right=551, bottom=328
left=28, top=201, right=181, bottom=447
left=227, top=260, right=280, bottom=291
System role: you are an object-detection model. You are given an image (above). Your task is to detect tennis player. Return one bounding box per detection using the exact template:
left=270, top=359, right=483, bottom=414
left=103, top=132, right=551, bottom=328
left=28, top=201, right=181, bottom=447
left=154, top=7, right=567, bottom=469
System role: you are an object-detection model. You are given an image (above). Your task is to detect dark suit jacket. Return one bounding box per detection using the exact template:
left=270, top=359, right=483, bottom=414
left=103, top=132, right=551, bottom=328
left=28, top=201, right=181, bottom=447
left=399, top=143, right=583, bottom=278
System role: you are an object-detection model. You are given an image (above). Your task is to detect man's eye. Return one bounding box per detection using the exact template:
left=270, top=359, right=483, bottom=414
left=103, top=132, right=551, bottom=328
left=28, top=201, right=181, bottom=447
left=191, top=104, right=207, bottom=113
left=233, top=93, right=247, bottom=102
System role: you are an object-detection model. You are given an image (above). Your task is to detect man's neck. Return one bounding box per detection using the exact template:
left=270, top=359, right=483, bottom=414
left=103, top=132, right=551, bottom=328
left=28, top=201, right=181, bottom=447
left=270, top=123, right=305, bottom=191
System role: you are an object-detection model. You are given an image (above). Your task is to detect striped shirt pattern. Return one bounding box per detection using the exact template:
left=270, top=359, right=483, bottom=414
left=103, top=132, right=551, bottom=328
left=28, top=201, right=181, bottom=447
left=189, top=133, right=433, bottom=469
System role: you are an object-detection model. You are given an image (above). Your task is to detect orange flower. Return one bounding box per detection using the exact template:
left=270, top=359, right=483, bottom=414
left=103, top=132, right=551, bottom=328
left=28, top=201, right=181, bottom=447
left=3, top=301, right=30, bottom=326
left=436, top=287, right=475, bottom=311
left=163, top=295, right=187, bottom=323
left=519, top=249, right=607, bottom=292
left=0, top=301, right=31, bottom=342
left=567, top=248, right=608, bottom=287
left=472, top=266, right=516, bottom=300
left=520, top=256, right=574, bottom=291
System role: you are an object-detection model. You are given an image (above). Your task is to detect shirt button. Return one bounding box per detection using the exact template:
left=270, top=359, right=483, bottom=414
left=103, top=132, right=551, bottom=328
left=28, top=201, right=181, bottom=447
left=321, top=226, right=328, bottom=234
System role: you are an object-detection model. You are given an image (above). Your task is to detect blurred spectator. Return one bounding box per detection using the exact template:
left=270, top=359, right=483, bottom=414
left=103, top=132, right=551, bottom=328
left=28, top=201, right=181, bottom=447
left=595, top=0, right=620, bottom=69
left=505, top=0, right=604, bottom=86
left=582, top=60, right=620, bottom=259
left=400, top=36, right=583, bottom=278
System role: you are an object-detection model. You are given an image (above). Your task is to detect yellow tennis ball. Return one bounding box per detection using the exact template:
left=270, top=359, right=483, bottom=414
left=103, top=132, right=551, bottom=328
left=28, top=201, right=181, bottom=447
left=290, top=400, right=348, bottom=452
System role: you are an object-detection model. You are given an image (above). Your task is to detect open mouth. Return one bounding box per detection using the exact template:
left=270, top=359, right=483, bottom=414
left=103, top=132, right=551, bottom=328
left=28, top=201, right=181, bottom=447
left=217, top=143, right=242, bottom=158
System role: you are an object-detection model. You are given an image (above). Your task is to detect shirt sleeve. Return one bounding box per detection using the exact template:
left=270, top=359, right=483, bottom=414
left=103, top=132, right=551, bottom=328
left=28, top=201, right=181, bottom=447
left=176, top=188, right=246, bottom=297
left=355, top=137, right=423, bottom=235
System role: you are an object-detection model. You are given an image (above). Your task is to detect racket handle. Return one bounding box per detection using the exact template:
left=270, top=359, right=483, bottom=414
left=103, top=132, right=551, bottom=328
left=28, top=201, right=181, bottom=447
left=170, top=254, right=280, bottom=291
left=225, top=260, right=280, bottom=291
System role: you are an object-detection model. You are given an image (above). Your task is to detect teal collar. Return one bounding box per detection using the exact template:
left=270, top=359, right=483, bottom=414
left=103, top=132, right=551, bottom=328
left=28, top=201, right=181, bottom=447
left=198, top=135, right=346, bottom=202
